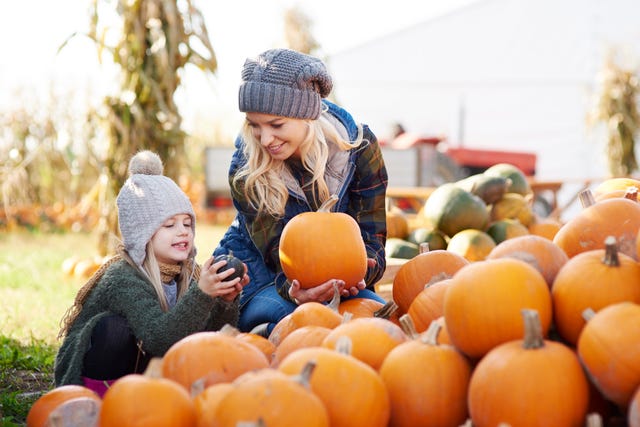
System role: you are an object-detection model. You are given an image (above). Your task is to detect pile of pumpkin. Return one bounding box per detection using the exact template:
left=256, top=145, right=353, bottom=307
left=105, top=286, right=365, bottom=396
left=386, top=163, right=562, bottom=260
left=29, top=174, right=640, bottom=427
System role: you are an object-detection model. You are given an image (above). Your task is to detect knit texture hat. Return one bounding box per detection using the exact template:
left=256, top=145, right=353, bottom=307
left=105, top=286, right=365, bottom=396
left=238, top=48, right=333, bottom=119
left=116, top=151, right=196, bottom=266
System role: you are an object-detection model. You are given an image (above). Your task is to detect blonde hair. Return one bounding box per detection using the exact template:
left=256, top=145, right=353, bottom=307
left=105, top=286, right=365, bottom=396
left=232, top=113, right=362, bottom=217
left=142, top=242, right=192, bottom=311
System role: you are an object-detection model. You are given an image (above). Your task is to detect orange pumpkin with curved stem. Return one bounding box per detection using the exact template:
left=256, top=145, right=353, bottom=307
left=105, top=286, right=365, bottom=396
left=321, top=316, right=408, bottom=370
left=211, top=363, right=330, bottom=427
left=578, top=302, right=640, bottom=408
left=552, top=236, right=640, bottom=346
left=407, top=278, right=452, bottom=333
left=279, top=195, right=367, bottom=288
left=553, top=189, right=640, bottom=260
left=380, top=315, right=472, bottom=427
left=392, top=249, right=469, bottom=314
left=468, top=309, right=589, bottom=427
left=338, top=299, right=400, bottom=325
left=278, top=340, right=390, bottom=427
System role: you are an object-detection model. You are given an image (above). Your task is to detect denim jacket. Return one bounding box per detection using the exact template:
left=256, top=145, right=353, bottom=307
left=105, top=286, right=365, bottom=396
left=213, top=100, right=388, bottom=307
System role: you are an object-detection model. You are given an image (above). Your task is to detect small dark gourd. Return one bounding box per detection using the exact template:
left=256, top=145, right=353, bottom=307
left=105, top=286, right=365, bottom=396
left=216, top=251, right=247, bottom=281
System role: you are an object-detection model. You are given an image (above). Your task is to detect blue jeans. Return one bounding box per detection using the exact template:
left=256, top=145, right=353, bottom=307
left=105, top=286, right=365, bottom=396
left=239, top=284, right=386, bottom=335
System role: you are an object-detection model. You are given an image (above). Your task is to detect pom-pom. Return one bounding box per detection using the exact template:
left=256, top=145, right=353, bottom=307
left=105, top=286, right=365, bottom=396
left=128, top=151, right=163, bottom=176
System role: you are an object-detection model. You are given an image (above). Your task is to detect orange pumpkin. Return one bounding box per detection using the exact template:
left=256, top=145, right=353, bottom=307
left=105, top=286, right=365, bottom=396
left=553, top=189, right=640, bottom=260
left=211, top=364, right=330, bottom=427
left=278, top=342, right=390, bottom=427
left=487, top=234, right=569, bottom=288
left=527, top=215, right=563, bottom=240
left=578, top=302, right=640, bottom=408
left=386, top=205, right=410, bottom=239
left=338, top=298, right=399, bottom=323
left=100, top=374, right=196, bottom=427
left=26, top=385, right=100, bottom=427
left=321, top=317, right=407, bottom=370
left=161, top=330, right=269, bottom=391
left=551, top=236, right=640, bottom=346
left=193, top=383, right=234, bottom=427
left=279, top=195, right=367, bottom=288
left=592, top=177, right=640, bottom=199
left=407, top=278, right=452, bottom=333
left=468, top=309, right=589, bottom=427
left=392, top=249, right=469, bottom=314
left=443, top=258, right=552, bottom=359
left=235, top=331, right=277, bottom=363
left=380, top=317, right=472, bottom=427
left=271, top=325, right=332, bottom=368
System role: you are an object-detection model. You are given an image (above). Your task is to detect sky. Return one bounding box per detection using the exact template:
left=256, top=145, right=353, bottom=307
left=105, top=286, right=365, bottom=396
left=0, top=0, right=476, bottom=138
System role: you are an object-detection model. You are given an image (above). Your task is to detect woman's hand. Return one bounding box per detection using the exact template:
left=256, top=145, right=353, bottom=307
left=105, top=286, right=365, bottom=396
left=199, top=257, right=249, bottom=302
left=288, top=258, right=376, bottom=304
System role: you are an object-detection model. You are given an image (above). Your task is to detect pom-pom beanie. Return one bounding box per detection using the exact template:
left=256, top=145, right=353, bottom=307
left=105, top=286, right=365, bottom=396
left=116, top=151, right=196, bottom=266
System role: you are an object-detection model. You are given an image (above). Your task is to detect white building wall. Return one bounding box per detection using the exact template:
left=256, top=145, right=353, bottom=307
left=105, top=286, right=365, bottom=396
left=327, top=0, right=640, bottom=185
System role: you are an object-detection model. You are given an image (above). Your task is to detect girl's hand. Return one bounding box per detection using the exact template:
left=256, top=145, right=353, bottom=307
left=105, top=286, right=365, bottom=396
left=199, top=257, right=248, bottom=302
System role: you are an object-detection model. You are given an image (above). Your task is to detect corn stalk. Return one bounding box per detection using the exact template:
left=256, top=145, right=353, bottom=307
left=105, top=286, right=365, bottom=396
left=589, top=51, right=640, bottom=177
left=66, top=0, right=217, bottom=254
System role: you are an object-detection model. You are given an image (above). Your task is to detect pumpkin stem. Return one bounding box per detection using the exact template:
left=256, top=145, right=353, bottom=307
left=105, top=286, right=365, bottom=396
left=335, top=335, right=353, bottom=356
left=143, top=357, right=164, bottom=378
left=602, top=236, right=620, bottom=267
left=399, top=313, right=421, bottom=340
left=318, top=194, right=339, bottom=212
left=293, top=360, right=318, bottom=390
left=624, top=186, right=639, bottom=202
left=421, top=320, right=442, bottom=346
left=582, top=307, right=596, bottom=322
left=374, top=300, right=399, bottom=319
left=219, top=323, right=241, bottom=337
left=585, top=413, right=603, bottom=427
left=419, top=242, right=430, bottom=254
left=341, top=311, right=354, bottom=324
left=191, top=377, right=206, bottom=398
left=579, top=189, right=596, bottom=208
left=328, top=283, right=341, bottom=312
left=521, top=309, right=545, bottom=350
left=237, top=419, right=267, bottom=427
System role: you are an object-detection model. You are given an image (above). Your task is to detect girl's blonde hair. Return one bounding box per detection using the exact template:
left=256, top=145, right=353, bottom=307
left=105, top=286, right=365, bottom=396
left=142, top=242, right=193, bottom=311
left=233, top=113, right=362, bottom=217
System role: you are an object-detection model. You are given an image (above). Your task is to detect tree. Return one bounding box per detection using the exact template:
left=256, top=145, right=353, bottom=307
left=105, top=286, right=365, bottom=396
left=63, top=0, right=217, bottom=254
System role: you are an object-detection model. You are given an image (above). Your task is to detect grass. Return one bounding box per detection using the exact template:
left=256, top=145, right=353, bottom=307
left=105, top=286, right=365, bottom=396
left=0, top=223, right=227, bottom=425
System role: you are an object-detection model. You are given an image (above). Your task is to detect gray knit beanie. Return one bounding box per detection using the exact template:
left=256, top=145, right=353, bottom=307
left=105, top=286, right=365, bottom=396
left=238, top=48, right=333, bottom=119
left=116, top=151, right=196, bottom=266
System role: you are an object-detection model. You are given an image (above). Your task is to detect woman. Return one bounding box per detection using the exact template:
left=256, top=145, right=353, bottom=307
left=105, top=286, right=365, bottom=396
left=214, top=48, right=388, bottom=336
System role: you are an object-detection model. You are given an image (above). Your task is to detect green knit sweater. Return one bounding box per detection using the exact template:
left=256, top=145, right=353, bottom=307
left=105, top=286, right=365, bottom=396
left=54, top=259, right=239, bottom=386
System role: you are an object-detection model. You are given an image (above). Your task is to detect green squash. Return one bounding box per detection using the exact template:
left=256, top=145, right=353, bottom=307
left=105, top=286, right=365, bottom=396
left=423, top=183, right=489, bottom=238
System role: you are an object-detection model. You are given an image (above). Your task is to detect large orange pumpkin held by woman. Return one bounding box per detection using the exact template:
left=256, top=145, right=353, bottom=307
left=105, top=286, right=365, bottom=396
left=279, top=194, right=367, bottom=288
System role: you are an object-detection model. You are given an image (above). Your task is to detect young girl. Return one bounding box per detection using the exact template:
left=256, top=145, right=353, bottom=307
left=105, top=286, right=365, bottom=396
left=214, top=48, right=388, bottom=336
left=55, top=151, right=247, bottom=396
